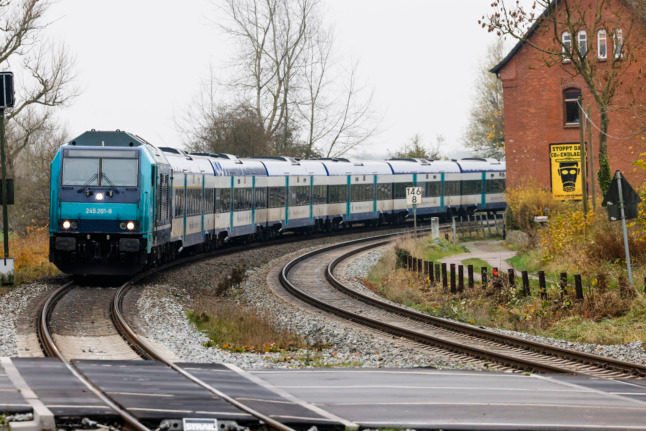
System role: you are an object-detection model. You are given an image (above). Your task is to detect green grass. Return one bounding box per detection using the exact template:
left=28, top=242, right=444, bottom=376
left=423, top=239, right=468, bottom=262
left=461, top=258, right=491, bottom=272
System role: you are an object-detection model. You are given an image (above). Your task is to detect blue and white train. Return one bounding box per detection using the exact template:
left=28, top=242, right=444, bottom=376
left=49, top=130, right=505, bottom=275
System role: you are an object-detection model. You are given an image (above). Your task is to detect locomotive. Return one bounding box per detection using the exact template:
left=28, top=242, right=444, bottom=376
left=49, top=130, right=505, bottom=275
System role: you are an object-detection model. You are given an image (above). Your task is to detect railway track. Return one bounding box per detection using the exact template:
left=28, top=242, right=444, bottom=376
left=37, top=279, right=298, bottom=431
left=279, top=233, right=646, bottom=380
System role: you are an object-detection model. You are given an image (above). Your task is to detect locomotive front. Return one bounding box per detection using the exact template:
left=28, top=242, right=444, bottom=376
left=49, top=131, right=150, bottom=275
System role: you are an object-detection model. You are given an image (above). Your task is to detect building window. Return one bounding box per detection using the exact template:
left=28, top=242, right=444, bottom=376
left=577, top=30, right=588, bottom=57
left=597, top=29, right=607, bottom=60
left=613, top=28, right=624, bottom=59
left=562, top=32, right=572, bottom=62
left=563, top=88, right=581, bottom=127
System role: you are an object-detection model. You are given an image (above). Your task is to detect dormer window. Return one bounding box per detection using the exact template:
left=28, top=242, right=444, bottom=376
left=597, top=29, right=607, bottom=60
left=562, top=32, right=572, bottom=62
left=563, top=88, right=581, bottom=127
left=577, top=30, right=588, bottom=57
left=613, top=28, right=624, bottom=59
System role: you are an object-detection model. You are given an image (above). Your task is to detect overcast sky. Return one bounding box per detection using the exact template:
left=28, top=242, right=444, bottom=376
left=45, top=0, right=504, bottom=159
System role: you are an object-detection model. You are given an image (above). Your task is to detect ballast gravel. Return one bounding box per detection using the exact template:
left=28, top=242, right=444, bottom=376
left=136, top=253, right=470, bottom=370
left=0, top=283, right=52, bottom=357
left=137, top=243, right=646, bottom=369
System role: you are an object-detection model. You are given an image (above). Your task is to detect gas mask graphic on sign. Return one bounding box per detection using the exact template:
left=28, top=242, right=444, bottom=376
left=558, top=161, right=579, bottom=192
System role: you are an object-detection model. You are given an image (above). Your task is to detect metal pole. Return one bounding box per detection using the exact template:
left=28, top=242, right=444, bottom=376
left=616, top=171, right=633, bottom=287
left=579, top=97, right=588, bottom=215
left=413, top=203, right=417, bottom=236
left=0, top=109, right=8, bottom=264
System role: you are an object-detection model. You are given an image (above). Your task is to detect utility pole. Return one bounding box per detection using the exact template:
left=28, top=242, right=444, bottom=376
left=0, top=107, right=7, bottom=264
left=587, top=105, right=596, bottom=210
left=0, top=71, right=14, bottom=285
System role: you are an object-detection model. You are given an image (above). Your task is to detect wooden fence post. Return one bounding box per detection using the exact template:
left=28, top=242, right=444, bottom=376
left=539, top=271, right=547, bottom=299
left=522, top=271, right=530, bottom=296
left=467, top=265, right=474, bottom=289
left=574, top=274, right=583, bottom=301
left=560, top=272, right=568, bottom=298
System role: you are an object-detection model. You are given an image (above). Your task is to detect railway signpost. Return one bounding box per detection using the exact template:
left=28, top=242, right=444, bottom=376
left=602, top=170, right=641, bottom=287
left=406, top=187, right=422, bottom=235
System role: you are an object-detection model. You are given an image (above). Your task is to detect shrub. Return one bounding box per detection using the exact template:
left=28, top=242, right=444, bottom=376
left=505, top=183, right=561, bottom=239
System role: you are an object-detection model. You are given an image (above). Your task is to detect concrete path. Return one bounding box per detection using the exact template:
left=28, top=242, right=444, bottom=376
left=441, top=240, right=516, bottom=272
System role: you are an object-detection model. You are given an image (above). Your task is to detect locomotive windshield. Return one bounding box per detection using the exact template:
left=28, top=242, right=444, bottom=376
left=62, top=149, right=139, bottom=187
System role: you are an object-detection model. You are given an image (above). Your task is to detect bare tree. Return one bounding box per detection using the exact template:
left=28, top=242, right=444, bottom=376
left=480, top=0, right=646, bottom=193
left=221, top=0, right=311, bottom=152
left=0, top=0, right=75, bottom=173
left=297, top=16, right=376, bottom=158
left=218, top=0, right=375, bottom=157
left=463, top=40, right=505, bottom=159
left=11, top=120, right=66, bottom=231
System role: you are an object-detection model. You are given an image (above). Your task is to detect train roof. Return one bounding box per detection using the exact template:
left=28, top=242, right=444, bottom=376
left=387, top=159, right=461, bottom=174
left=319, top=159, right=393, bottom=175
left=66, top=130, right=150, bottom=147
left=162, top=150, right=215, bottom=174
left=456, top=158, right=506, bottom=172
left=251, top=158, right=328, bottom=176
left=209, top=158, right=268, bottom=176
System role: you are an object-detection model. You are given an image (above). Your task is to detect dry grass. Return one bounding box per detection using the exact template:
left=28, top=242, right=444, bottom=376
left=365, top=251, right=646, bottom=346
left=189, top=296, right=307, bottom=353
left=0, top=226, right=60, bottom=288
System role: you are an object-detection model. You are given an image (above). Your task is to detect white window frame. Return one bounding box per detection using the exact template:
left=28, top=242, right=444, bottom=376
left=562, top=32, right=572, bottom=62
left=597, top=29, right=607, bottom=60
left=577, top=30, right=588, bottom=57
left=613, top=28, right=624, bottom=59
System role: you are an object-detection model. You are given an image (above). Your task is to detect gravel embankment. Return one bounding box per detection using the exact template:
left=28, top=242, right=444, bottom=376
left=0, top=283, right=52, bottom=357
left=136, top=244, right=480, bottom=370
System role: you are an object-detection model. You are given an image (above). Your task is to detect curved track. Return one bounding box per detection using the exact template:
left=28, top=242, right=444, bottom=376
left=279, top=234, right=646, bottom=380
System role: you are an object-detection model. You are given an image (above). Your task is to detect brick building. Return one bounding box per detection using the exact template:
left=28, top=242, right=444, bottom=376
left=492, top=0, right=646, bottom=197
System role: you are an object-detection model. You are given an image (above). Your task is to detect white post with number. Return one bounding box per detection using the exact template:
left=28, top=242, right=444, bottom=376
left=406, top=187, right=423, bottom=236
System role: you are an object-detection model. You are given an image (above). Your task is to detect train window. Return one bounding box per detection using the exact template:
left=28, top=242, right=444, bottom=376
left=289, top=186, right=310, bottom=207
left=462, top=180, right=482, bottom=195
left=393, top=182, right=413, bottom=199
left=62, top=158, right=99, bottom=186
left=444, top=181, right=460, bottom=196
left=423, top=181, right=441, bottom=197
left=268, top=187, right=286, bottom=208
left=351, top=184, right=374, bottom=202
left=216, top=188, right=231, bottom=213
left=234, top=188, right=253, bottom=211
left=327, top=185, right=347, bottom=204
left=174, top=188, right=184, bottom=217
left=254, top=188, right=267, bottom=209
left=101, top=159, right=138, bottom=187
left=377, top=183, right=392, bottom=200
left=486, top=179, right=506, bottom=193
left=312, top=185, right=326, bottom=205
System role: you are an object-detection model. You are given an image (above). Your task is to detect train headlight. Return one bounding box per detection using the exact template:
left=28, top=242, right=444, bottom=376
left=121, top=221, right=136, bottom=231
left=61, top=220, right=77, bottom=230
left=95, top=192, right=104, bottom=201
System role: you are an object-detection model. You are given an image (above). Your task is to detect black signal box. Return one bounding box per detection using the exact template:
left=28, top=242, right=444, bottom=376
left=0, top=72, right=14, bottom=109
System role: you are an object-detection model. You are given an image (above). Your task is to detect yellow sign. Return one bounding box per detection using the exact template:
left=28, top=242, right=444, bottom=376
left=549, top=143, right=582, bottom=200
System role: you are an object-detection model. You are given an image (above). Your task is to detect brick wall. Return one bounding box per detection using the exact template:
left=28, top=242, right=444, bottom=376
left=497, top=0, right=646, bottom=193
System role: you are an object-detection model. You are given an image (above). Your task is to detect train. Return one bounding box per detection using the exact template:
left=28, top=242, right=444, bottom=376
left=49, top=130, right=506, bottom=275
